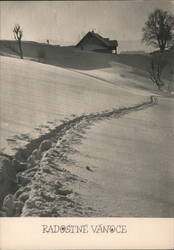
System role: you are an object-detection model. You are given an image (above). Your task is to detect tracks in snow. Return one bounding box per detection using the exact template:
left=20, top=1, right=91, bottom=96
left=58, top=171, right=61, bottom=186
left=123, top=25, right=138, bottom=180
left=0, top=96, right=158, bottom=217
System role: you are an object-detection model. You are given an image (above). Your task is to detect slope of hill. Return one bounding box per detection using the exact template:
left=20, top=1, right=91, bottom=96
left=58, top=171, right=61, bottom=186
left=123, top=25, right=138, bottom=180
left=0, top=55, right=149, bottom=155
left=0, top=40, right=173, bottom=86
left=0, top=40, right=173, bottom=217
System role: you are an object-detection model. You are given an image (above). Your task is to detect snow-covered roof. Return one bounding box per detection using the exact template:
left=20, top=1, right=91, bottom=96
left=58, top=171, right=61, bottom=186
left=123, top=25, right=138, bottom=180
left=77, top=31, right=118, bottom=48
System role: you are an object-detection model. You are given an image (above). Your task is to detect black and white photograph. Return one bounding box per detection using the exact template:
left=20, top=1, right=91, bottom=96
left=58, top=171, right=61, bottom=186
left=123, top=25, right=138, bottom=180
left=0, top=0, right=174, bottom=219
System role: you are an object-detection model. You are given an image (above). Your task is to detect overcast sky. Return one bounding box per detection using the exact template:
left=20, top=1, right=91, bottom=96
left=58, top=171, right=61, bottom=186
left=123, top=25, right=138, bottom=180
left=0, top=1, right=174, bottom=45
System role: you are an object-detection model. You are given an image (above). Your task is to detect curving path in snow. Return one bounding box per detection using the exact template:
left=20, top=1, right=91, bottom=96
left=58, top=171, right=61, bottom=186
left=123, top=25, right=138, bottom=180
left=0, top=55, right=173, bottom=217
left=1, top=96, right=160, bottom=216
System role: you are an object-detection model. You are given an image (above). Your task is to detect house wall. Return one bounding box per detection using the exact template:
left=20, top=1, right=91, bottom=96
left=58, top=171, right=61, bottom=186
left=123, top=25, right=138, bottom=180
left=94, top=48, right=114, bottom=54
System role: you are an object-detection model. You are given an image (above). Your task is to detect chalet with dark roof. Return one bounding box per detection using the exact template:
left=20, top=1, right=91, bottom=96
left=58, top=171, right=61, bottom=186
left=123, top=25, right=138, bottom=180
left=76, top=31, right=118, bottom=54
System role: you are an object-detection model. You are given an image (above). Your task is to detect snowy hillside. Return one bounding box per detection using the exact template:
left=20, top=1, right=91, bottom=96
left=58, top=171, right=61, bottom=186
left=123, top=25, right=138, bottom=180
left=0, top=48, right=173, bottom=217
left=0, top=55, right=148, bottom=155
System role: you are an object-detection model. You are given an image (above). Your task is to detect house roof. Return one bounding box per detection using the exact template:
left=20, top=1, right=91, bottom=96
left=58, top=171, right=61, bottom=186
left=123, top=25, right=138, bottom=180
left=77, top=31, right=118, bottom=48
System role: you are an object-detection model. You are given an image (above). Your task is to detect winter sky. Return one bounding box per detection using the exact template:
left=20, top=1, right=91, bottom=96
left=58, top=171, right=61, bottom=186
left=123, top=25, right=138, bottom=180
left=0, top=1, right=174, bottom=45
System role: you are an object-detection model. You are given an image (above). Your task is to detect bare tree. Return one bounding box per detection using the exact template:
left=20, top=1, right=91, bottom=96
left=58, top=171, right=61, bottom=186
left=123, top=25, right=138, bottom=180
left=148, top=54, right=168, bottom=90
left=142, top=9, right=174, bottom=52
left=13, top=24, right=23, bottom=59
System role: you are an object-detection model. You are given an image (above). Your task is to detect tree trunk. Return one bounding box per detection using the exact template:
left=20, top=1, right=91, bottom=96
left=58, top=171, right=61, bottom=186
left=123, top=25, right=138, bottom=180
left=159, top=42, right=165, bottom=53
left=160, top=46, right=165, bottom=53
left=18, top=40, right=23, bottom=59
